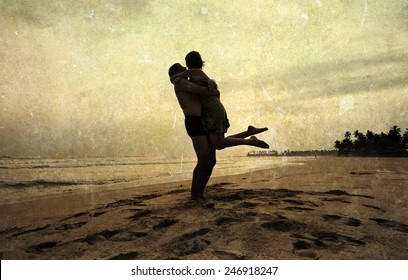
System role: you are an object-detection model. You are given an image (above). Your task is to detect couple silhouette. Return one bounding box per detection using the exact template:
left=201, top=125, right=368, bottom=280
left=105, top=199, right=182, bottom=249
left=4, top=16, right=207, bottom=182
left=169, top=51, right=269, bottom=200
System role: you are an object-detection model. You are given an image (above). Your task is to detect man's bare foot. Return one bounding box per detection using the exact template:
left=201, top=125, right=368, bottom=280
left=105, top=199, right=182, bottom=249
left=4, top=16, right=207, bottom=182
left=187, top=196, right=214, bottom=207
left=250, top=136, right=269, bottom=149
left=248, top=125, right=268, bottom=136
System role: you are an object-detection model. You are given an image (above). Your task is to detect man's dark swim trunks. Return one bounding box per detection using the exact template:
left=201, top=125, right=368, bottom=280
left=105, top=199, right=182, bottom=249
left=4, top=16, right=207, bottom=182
left=185, top=115, right=207, bottom=138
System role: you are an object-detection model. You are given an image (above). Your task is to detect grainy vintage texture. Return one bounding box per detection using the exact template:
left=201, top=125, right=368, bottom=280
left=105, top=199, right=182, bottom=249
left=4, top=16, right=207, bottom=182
left=0, top=1, right=407, bottom=261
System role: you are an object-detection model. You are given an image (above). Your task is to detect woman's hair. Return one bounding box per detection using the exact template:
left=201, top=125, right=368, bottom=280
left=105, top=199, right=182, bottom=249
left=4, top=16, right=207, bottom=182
left=185, top=51, right=205, bottom=68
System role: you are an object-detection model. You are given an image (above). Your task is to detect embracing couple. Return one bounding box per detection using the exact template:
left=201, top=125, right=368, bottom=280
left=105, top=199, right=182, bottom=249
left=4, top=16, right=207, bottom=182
left=169, top=51, right=269, bottom=201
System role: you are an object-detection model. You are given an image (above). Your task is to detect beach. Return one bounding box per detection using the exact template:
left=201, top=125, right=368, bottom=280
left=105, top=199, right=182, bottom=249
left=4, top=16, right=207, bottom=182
left=0, top=157, right=407, bottom=260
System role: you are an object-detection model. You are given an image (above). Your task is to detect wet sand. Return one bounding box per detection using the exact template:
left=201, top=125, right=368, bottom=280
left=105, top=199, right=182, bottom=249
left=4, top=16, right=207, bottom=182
left=0, top=157, right=407, bottom=260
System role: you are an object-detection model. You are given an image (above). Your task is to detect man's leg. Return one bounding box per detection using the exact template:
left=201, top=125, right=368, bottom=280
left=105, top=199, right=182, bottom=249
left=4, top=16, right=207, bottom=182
left=191, top=135, right=213, bottom=200
left=199, top=144, right=216, bottom=199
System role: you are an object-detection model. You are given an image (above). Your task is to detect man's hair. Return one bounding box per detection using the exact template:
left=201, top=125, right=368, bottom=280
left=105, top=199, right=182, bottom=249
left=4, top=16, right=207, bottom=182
left=168, top=63, right=181, bottom=77
left=185, top=51, right=205, bottom=69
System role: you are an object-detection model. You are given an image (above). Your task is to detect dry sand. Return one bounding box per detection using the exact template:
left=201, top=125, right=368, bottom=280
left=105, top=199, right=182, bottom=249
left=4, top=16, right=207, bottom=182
left=0, top=157, right=407, bottom=260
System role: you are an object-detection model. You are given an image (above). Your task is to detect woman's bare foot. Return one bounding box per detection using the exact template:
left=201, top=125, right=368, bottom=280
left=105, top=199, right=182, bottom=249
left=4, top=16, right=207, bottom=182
left=249, top=136, right=269, bottom=149
left=248, top=125, right=268, bottom=136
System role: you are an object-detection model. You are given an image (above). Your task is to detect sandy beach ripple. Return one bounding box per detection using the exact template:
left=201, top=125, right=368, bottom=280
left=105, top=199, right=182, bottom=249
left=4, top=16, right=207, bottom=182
left=0, top=157, right=407, bottom=260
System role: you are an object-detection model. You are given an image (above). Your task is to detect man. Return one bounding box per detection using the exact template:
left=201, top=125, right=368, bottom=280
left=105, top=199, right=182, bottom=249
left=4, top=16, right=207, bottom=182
left=168, top=63, right=219, bottom=200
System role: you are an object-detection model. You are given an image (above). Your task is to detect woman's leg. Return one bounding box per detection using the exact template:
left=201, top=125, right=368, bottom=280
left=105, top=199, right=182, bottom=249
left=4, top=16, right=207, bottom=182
left=209, top=132, right=269, bottom=150
left=227, top=125, right=268, bottom=139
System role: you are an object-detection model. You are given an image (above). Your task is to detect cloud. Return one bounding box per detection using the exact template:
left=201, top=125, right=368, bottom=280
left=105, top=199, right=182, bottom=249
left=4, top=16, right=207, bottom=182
left=272, top=51, right=408, bottom=98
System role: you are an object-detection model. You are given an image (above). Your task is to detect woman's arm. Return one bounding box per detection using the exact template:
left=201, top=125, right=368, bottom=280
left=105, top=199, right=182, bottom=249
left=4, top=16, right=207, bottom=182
left=175, top=79, right=220, bottom=97
left=170, top=70, right=190, bottom=83
left=170, top=68, right=210, bottom=83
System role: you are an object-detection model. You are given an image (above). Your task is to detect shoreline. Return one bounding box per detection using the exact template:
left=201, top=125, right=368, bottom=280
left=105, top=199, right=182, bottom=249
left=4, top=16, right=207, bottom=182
left=0, top=157, right=407, bottom=259
left=0, top=156, right=308, bottom=205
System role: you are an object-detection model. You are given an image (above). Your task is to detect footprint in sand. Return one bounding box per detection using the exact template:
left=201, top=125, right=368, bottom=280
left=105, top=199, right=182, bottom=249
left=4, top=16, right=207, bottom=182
left=270, top=198, right=319, bottom=211
left=166, top=189, right=188, bottom=195
left=60, top=211, right=89, bottom=221
left=362, top=204, right=386, bottom=213
left=296, top=251, right=319, bottom=259
left=283, top=199, right=305, bottom=206
left=345, top=218, right=361, bottom=227
left=284, top=199, right=320, bottom=207
left=127, top=209, right=152, bottom=221
left=91, top=211, right=106, bottom=217
left=109, top=251, right=139, bottom=260
left=292, top=234, right=326, bottom=250
left=132, top=194, right=161, bottom=200
left=370, top=218, right=408, bottom=233
left=292, top=231, right=365, bottom=259
left=26, top=241, right=57, bottom=254
left=209, top=182, right=235, bottom=188
left=212, top=250, right=248, bottom=260
left=104, top=199, right=145, bottom=209
left=284, top=206, right=315, bottom=212
left=322, top=215, right=342, bottom=221
left=168, top=228, right=212, bottom=257
left=153, top=219, right=178, bottom=230
left=215, top=217, right=244, bottom=226
left=323, top=190, right=375, bottom=199
left=55, top=221, right=87, bottom=230
left=239, top=201, right=257, bottom=208
left=311, top=231, right=365, bottom=246
left=178, top=228, right=211, bottom=241
left=80, top=230, right=147, bottom=245
left=172, top=239, right=210, bottom=257
left=262, top=219, right=306, bottom=232
left=213, top=193, right=244, bottom=201
left=320, top=197, right=352, bottom=204
left=11, top=224, right=51, bottom=237
left=274, top=189, right=305, bottom=198
left=0, top=227, right=19, bottom=236
left=322, top=215, right=362, bottom=227
left=245, top=211, right=257, bottom=216
left=81, top=230, right=121, bottom=245
left=293, top=240, right=313, bottom=250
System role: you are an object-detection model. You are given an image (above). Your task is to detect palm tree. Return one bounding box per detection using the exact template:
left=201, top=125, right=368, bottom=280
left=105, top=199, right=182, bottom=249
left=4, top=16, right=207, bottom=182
left=340, top=131, right=353, bottom=155
left=353, top=130, right=366, bottom=153
left=334, top=127, right=408, bottom=156
left=403, top=128, right=408, bottom=147
left=365, top=130, right=376, bottom=155
left=387, top=125, right=402, bottom=150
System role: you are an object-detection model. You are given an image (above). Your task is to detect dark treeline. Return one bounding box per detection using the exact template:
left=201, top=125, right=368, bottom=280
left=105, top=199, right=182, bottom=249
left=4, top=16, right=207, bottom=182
left=334, top=125, right=408, bottom=157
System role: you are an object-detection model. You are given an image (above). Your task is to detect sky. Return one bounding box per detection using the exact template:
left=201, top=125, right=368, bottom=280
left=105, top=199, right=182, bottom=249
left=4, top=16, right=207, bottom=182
left=1, top=0, right=407, bottom=159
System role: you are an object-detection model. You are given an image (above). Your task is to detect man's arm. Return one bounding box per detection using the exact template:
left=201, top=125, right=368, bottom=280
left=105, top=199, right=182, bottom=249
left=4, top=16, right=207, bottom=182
left=175, top=79, right=219, bottom=96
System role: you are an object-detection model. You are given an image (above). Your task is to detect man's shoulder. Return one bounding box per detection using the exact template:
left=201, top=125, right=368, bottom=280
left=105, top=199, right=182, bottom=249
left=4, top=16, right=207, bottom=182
left=174, top=78, right=189, bottom=85
left=174, top=78, right=192, bottom=91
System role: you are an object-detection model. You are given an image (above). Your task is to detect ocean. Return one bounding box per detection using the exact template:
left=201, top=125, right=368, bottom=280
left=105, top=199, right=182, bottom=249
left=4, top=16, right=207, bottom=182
left=0, top=156, right=307, bottom=204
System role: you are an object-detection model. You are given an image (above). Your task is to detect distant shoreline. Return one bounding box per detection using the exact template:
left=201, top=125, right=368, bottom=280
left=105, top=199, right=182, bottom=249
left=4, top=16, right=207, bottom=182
left=247, top=151, right=408, bottom=157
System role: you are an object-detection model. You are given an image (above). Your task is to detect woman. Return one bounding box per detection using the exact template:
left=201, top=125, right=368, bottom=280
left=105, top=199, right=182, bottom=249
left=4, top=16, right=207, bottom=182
left=171, top=51, right=269, bottom=150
